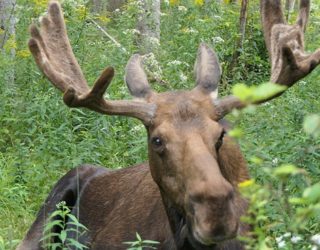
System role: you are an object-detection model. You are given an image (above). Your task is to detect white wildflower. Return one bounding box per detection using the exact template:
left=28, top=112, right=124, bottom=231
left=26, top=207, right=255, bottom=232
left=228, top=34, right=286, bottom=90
left=272, top=158, right=279, bottom=164
left=147, top=37, right=160, bottom=47
left=123, top=29, right=141, bottom=35
left=179, top=72, right=187, bottom=82
left=183, top=28, right=198, bottom=34
left=178, top=6, right=187, bottom=12
left=276, top=236, right=283, bottom=243
left=142, top=53, right=163, bottom=80
left=278, top=240, right=286, bottom=248
left=168, top=60, right=183, bottom=66
left=131, top=125, right=144, bottom=132
left=212, top=36, right=224, bottom=44
left=283, top=232, right=291, bottom=238
left=291, top=236, right=302, bottom=243
left=311, top=234, right=320, bottom=245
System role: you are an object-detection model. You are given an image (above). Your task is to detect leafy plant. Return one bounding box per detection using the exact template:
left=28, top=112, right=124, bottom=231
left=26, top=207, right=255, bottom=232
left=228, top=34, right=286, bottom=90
left=41, top=201, right=88, bottom=250
left=123, top=232, right=159, bottom=250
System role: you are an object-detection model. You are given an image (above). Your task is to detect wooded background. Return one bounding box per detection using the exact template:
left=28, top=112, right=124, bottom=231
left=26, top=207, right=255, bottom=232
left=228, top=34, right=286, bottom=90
left=0, top=0, right=320, bottom=249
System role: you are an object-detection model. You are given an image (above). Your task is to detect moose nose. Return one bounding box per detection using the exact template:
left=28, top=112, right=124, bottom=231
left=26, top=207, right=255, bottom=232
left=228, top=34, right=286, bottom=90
left=188, top=183, right=238, bottom=246
left=193, top=222, right=239, bottom=245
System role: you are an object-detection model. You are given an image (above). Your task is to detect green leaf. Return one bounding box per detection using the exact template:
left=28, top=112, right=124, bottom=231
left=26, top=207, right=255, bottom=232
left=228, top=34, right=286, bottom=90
left=141, top=240, right=160, bottom=244
left=303, top=114, right=320, bottom=138
left=231, top=83, right=253, bottom=102
left=228, top=128, right=244, bottom=138
left=250, top=156, right=263, bottom=165
left=303, top=183, right=320, bottom=203
left=289, top=197, right=307, bottom=205
left=251, top=82, right=287, bottom=103
left=67, top=238, right=89, bottom=249
left=231, top=82, right=287, bottom=103
left=273, top=164, right=303, bottom=177
left=136, top=232, right=142, bottom=242
left=59, top=230, right=67, bottom=243
left=43, top=220, right=64, bottom=232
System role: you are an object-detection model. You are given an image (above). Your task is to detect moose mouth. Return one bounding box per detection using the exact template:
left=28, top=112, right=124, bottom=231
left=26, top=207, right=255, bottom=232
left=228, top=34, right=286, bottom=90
left=182, top=220, right=239, bottom=250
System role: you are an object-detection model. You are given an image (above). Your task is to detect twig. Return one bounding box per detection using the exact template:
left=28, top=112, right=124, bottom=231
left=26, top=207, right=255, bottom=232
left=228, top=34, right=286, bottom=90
left=88, top=17, right=127, bottom=54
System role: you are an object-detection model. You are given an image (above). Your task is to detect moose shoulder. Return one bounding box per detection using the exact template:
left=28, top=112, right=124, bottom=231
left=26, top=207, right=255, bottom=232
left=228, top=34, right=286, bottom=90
left=18, top=0, right=320, bottom=249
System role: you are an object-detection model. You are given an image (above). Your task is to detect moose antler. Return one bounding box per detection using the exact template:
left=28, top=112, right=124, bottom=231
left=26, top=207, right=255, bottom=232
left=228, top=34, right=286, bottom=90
left=28, top=1, right=156, bottom=123
left=216, top=0, right=320, bottom=118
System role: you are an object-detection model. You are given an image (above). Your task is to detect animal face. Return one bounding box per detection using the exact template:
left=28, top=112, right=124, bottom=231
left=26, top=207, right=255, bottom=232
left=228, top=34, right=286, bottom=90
left=147, top=90, right=239, bottom=245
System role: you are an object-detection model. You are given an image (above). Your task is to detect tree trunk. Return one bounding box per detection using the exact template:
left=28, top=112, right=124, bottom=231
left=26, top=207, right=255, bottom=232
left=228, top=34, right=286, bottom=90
left=107, top=0, right=127, bottom=12
left=285, top=0, right=295, bottom=21
left=90, top=0, right=127, bottom=13
left=0, top=0, right=16, bottom=87
left=0, top=0, right=15, bottom=49
left=136, top=0, right=160, bottom=54
left=238, top=0, right=248, bottom=47
left=229, top=0, right=248, bottom=73
left=90, top=0, right=106, bottom=13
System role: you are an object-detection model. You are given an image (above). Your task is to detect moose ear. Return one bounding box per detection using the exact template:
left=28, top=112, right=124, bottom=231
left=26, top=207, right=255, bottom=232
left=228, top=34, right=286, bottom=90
left=125, top=54, right=152, bottom=99
left=194, top=43, right=221, bottom=98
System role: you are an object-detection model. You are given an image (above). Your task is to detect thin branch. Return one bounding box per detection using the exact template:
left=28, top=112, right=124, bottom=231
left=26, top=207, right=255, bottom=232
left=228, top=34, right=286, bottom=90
left=88, top=17, right=127, bottom=54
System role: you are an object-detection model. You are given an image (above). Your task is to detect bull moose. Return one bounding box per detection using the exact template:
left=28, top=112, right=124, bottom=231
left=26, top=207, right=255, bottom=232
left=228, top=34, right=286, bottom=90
left=18, top=0, right=320, bottom=249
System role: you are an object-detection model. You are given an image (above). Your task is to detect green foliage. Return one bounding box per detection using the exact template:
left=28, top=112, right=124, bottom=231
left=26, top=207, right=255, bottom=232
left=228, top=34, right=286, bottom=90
left=239, top=164, right=320, bottom=250
left=303, top=114, right=320, bottom=138
left=232, top=82, right=287, bottom=103
left=0, top=0, right=319, bottom=249
left=41, top=201, right=88, bottom=250
left=123, top=232, right=159, bottom=250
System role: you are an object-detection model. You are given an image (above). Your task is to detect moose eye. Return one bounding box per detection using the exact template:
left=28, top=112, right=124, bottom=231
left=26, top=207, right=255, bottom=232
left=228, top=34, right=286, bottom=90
left=215, top=130, right=226, bottom=151
left=151, top=137, right=165, bottom=153
left=152, top=137, right=162, bottom=146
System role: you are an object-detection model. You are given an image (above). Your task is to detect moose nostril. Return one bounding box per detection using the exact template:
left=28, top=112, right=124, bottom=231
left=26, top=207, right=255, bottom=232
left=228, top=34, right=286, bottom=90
left=226, top=190, right=234, bottom=201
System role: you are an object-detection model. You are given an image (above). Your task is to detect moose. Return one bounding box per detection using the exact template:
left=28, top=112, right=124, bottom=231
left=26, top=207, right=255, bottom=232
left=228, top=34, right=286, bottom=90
left=18, top=0, right=320, bottom=249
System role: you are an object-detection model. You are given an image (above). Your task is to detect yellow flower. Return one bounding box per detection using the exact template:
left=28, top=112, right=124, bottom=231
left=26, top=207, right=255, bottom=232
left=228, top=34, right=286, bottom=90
left=33, top=0, right=48, bottom=8
left=98, top=16, right=111, bottom=23
left=238, top=179, right=255, bottom=188
left=169, top=0, right=179, bottom=5
left=17, top=50, right=31, bottom=58
left=194, top=0, right=204, bottom=6
left=4, top=36, right=16, bottom=51
left=76, top=5, right=87, bottom=20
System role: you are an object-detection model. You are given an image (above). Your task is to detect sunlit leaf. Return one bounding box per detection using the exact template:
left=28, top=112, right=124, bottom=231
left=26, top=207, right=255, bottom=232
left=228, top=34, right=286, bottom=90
left=303, top=114, right=320, bottom=138
left=273, top=164, right=304, bottom=177
left=251, top=82, right=287, bottom=102
left=303, top=183, right=320, bottom=203
left=231, top=83, right=253, bottom=102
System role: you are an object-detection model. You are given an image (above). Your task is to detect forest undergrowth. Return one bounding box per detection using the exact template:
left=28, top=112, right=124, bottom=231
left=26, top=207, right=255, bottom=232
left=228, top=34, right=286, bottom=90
left=0, top=0, right=320, bottom=249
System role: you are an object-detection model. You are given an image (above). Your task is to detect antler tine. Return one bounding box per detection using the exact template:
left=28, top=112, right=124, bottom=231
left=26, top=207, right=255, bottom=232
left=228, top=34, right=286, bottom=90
left=215, top=0, right=320, bottom=119
left=29, top=1, right=88, bottom=93
left=260, top=0, right=285, bottom=56
left=296, top=0, right=310, bottom=32
left=29, top=1, right=156, bottom=123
